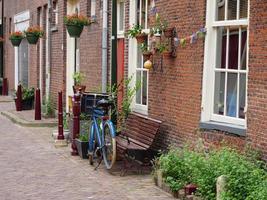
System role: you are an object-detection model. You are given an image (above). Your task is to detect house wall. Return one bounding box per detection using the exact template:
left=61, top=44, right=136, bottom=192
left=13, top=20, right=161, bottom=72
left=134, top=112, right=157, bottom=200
left=123, top=0, right=267, bottom=160
left=3, top=0, right=107, bottom=108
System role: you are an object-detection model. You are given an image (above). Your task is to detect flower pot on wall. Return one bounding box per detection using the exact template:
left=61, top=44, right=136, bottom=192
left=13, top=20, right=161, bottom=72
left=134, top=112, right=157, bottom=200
left=73, top=85, right=86, bottom=94
left=136, top=33, right=147, bottom=44
left=164, top=27, right=175, bottom=38
left=26, top=34, right=39, bottom=44
left=143, top=51, right=152, bottom=62
left=66, top=25, right=84, bottom=38
left=10, top=38, right=22, bottom=47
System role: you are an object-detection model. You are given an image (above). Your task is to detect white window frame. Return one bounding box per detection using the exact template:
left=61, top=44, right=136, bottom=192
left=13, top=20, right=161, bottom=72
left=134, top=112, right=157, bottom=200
left=201, top=0, right=249, bottom=127
left=128, top=0, right=150, bottom=115
left=117, top=0, right=125, bottom=38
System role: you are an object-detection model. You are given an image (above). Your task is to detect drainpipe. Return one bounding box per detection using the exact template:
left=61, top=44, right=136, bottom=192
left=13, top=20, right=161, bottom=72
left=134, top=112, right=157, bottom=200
left=46, top=0, right=52, bottom=101
left=111, top=0, right=117, bottom=87
left=101, top=0, right=108, bottom=93
left=0, top=0, right=4, bottom=79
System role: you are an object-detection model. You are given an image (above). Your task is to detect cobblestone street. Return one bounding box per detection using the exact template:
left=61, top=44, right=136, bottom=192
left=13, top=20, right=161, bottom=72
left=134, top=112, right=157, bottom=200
left=0, top=102, right=174, bottom=200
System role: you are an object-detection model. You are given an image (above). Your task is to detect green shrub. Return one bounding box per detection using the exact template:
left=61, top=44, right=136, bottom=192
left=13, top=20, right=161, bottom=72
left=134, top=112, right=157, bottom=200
left=156, top=147, right=267, bottom=200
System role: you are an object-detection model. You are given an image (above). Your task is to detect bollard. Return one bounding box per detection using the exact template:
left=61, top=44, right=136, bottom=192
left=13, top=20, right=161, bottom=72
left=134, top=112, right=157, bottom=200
left=71, top=92, right=81, bottom=156
left=57, top=91, right=64, bottom=140
left=16, top=84, right=22, bottom=111
left=35, top=88, right=41, bottom=120
left=216, top=175, right=228, bottom=200
left=2, top=78, right=8, bottom=95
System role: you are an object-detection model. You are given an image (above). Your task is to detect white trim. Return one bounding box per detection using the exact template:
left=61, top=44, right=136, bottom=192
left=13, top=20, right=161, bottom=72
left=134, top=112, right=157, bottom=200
left=201, top=0, right=249, bottom=128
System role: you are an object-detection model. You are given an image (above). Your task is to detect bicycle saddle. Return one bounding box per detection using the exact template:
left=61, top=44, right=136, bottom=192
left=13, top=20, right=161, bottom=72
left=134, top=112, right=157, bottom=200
left=96, top=99, right=113, bottom=108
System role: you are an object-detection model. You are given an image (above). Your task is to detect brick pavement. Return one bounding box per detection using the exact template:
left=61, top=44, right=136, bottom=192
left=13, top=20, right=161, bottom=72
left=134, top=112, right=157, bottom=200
left=0, top=102, right=174, bottom=200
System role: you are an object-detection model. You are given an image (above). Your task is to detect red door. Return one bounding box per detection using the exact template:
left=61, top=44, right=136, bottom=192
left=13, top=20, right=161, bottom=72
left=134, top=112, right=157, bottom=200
left=117, top=39, right=125, bottom=112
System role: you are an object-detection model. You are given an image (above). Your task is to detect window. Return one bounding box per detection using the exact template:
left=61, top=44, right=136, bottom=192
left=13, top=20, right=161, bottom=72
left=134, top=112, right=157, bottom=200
left=53, top=1, right=58, bottom=25
left=91, top=0, right=96, bottom=20
left=117, top=0, right=125, bottom=36
left=202, top=0, right=249, bottom=128
left=128, top=0, right=150, bottom=114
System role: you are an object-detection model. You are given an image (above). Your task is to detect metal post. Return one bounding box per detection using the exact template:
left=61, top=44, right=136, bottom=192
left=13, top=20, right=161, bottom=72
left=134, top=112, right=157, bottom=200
left=0, top=0, right=4, bottom=79
left=71, top=92, right=80, bottom=156
left=35, top=88, right=41, bottom=120
left=2, top=77, right=7, bottom=95
left=16, top=84, right=22, bottom=111
left=57, top=91, right=64, bottom=140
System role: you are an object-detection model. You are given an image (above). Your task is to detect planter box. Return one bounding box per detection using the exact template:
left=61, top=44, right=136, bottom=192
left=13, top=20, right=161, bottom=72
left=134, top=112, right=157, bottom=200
left=22, top=98, right=34, bottom=110
left=75, top=138, right=89, bottom=159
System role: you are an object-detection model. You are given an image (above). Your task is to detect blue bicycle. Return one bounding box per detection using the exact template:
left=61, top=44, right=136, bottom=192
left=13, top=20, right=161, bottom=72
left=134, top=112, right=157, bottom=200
left=88, top=99, right=117, bottom=170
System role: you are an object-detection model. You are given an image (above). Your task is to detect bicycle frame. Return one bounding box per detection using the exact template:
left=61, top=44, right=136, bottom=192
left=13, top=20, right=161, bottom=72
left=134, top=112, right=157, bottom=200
left=88, top=108, right=116, bottom=153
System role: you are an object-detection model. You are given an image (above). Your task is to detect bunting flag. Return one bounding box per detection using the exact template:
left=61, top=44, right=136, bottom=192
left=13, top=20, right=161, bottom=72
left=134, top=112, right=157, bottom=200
left=177, top=28, right=207, bottom=47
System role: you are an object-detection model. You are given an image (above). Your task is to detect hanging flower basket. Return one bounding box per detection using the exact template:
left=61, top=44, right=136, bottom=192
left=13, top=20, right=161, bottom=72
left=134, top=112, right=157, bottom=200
left=64, top=14, right=90, bottom=38
left=164, top=27, right=175, bottom=38
left=162, top=51, right=173, bottom=58
left=10, top=38, right=23, bottom=47
left=136, top=33, right=148, bottom=44
left=25, top=26, right=44, bottom=45
left=66, top=25, right=84, bottom=38
left=143, top=51, right=153, bottom=61
left=26, top=34, right=40, bottom=44
left=9, top=31, right=24, bottom=47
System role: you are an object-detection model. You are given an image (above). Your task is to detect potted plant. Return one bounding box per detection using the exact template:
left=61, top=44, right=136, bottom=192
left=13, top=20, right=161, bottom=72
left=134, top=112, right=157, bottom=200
left=72, top=71, right=86, bottom=93
left=21, top=87, right=35, bottom=110
left=140, top=43, right=153, bottom=61
left=127, top=24, right=148, bottom=44
left=64, top=14, right=90, bottom=38
left=163, top=27, right=175, bottom=38
left=156, top=42, right=172, bottom=57
left=9, top=31, right=24, bottom=47
left=75, top=133, right=89, bottom=159
left=25, top=26, right=44, bottom=44
left=151, top=13, right=168, bottom=37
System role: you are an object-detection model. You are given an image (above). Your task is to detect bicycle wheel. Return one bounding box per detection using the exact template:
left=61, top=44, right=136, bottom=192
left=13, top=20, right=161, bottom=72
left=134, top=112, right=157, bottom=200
left=102, top=121, right=116, bottom=170
left=88, top=121, right=95, bottom=165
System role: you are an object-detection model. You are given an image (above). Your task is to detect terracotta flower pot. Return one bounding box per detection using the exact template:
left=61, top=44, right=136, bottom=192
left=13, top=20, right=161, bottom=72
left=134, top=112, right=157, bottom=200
left=143, top=51, right=153, bottom=61
left=66, top=25, right=84, bottom=38
left=10, top=38, right=22, bottom=47
left=73, top=85, right=86, bottom=94
left=26, top=34, right=39, bottom=44
left=136, top=33, right=147, bottom=44
left=164, top=27, right=175, bottom=38
left=162, top=51, right=173, bottom=58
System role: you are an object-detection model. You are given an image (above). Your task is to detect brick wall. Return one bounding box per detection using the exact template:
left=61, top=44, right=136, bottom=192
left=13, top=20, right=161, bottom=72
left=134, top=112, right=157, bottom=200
left=123, top=0, right=267, bottom=160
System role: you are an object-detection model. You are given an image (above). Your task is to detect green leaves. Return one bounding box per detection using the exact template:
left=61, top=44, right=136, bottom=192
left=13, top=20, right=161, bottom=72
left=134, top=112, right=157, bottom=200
left=156, top=147, right=267, bottom=199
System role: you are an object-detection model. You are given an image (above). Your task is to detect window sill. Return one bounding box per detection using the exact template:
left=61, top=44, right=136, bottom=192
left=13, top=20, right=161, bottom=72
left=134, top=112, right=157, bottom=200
left=199, top=121, right=246, bottom=137
left=51, top=26, right=58, bottom=32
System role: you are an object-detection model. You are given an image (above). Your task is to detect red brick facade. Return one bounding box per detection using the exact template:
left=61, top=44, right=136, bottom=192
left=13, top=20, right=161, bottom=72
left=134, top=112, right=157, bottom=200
left=1, top=0, right=267, bottom=160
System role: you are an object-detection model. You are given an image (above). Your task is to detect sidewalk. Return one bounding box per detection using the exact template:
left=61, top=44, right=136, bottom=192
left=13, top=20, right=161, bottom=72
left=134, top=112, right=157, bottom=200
left=0, top=102, right=174, bottom=200
left=0, top=97, right=57, bottom=127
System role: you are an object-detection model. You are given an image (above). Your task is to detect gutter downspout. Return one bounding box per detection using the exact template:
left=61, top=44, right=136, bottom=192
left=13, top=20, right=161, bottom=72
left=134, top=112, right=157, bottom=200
left=101, top=0, right=108, bottom=93
left=0, top=0, right=4, bottom=79
left=46, top=0, right=52, bottom=101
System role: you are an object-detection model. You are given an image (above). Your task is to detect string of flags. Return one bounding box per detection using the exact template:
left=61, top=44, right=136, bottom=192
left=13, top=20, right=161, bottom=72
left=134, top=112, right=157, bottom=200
left=150, top=0, right=207, bottom=47
left=174, top=28, right=207, bottom=47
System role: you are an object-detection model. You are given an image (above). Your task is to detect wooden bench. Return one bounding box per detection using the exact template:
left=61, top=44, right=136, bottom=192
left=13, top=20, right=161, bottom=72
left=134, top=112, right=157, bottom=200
left=116, top=112, right=162, bottom=175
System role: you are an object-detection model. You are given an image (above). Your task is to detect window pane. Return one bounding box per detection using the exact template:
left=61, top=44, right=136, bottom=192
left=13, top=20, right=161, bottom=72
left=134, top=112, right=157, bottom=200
left=228, top=28, right=239, bottom=70
left=142, top=71, right=148, bottom=105
left=226, top=73, right=238, bottom=117
left=240, top=0, right=248, bottom=19
left=241, top=29, right=247, bottom=70
left=119, top=2, right=125, bottom=31
left=214, top=72, right=225, bottom=115
left=216, top=0, right=225, bottom=21
left=228, top=0, right=237, bottom=20
left=141, top=0, right=146, bottom=28
left=239, top=73, right=246, bottom=119
left=137, top=46, right=142, bottom=68
left=216, top=27, right=227, bottom=69
left=136, top=71, right=142, bottom=104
